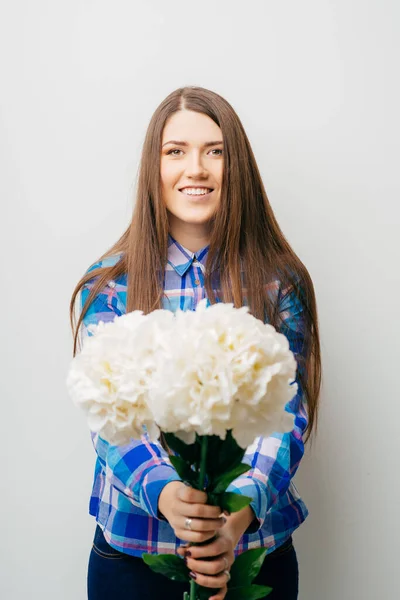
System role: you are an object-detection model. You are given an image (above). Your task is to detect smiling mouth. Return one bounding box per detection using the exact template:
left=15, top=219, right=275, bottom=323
left=179, top=187, right=214, bottom=196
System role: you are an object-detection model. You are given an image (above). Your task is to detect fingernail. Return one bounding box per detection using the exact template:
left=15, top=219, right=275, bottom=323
left=223, top=509, right=230, bottom=516
left=184, top=550, right=192, bottom=557
left=221, top=516, right=227, bottom=524
left=189, top=571, right=197, bottom=580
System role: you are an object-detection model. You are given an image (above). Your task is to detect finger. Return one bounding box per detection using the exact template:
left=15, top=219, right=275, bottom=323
left=183, top=536, right=228, bottom=559
left=189, top=570, right=230, bottom=590
left=175, top=529, right=218, bottom=544
left=177, top=545, right=191, bottom=556
left=177, top=485, right=209, bottom=504
left=209, top=585, right=228, bottom=600
left=182, top=502, right=223, bottom=520
left=186, top=553, right=231, bottom=576
left=181, top=516, right=226, bottom=533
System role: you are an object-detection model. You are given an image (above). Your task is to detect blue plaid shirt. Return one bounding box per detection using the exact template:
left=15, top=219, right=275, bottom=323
left=80, top=233, right=309, bottom=557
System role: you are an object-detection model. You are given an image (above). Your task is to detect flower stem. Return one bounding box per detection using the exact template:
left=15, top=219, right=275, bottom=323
left=189, top=578, right=197, bottom=600
left=189, top=436, right=209, bottom=600
left=198, top=435, right=208, bottom=489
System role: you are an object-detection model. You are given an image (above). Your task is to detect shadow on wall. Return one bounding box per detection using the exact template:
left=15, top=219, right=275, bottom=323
left=292, top=391, right=338, bottom=599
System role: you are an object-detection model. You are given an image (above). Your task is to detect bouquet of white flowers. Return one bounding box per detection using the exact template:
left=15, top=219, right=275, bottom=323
left=67, top=298, right=299, bottom=600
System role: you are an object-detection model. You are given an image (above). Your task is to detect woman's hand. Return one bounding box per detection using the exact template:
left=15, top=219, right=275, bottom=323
left=158, top=481, right=225, bottom=543
left=177, top=528, right=236, bottom=600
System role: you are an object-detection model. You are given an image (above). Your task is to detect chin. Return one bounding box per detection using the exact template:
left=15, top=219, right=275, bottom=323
left=180, top=219, right=213, bottom=226
left=169, top=208, right=215, bottom=220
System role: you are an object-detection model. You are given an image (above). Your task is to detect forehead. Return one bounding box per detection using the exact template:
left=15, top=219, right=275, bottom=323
left=162, top=110, right=222, bottom=143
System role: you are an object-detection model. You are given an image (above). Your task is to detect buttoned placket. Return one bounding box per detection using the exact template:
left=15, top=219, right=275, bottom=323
left=191, top=257, right=205, bottom=309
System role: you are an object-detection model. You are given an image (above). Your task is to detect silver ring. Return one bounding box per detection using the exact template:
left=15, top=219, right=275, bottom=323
left=185, top=517, right=192, bottom=530
left=223, top=569, right=231, bottom=582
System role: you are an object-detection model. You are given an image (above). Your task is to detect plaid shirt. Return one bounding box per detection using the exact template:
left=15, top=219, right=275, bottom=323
left=80, top=233, right=309, bottom=558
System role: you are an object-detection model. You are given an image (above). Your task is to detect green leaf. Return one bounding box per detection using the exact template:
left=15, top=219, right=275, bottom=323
left=228, top=548, right=267, bottom=587
left=225, top=584, right=272, bottom=599
left=164, top=432, right=201, bottom=465
left=141, top=553, right=189, bottom=583
left=210, top=463, right=251, bottom=494
left=208, top=491, right=253, bottom=513
left=205, top=431, right=246, bottom=479
left=168, top=455, right=198, bottom=487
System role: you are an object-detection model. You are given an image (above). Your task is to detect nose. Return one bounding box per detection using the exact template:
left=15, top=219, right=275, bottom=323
left=185, top=150, right=208, bottom=179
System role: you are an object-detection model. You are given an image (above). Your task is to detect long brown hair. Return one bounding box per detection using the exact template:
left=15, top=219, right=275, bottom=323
left=69, top=86, right=322, bottom=445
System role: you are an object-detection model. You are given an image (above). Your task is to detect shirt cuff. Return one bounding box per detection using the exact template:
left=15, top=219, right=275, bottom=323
left=139, top=465, right=182, bottom=519
left=226, top=476, right=268, bottom=534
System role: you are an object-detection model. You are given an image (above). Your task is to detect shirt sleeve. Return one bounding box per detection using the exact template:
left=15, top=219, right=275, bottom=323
left=79, top=268, right=182, bottom=520
left=225, top=277, right=309, bottom=534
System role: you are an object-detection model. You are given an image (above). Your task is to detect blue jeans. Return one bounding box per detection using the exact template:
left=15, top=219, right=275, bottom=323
left=87, top=524, right=299, bottom=599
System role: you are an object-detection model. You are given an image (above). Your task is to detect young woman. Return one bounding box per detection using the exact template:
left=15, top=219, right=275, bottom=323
left=70, top=86, right=322, bottom=600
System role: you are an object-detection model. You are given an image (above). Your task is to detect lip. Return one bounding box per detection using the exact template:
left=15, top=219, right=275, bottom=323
left=179, top=186, right=214, bottom=192
left=179, top=188, right=214, bottom=202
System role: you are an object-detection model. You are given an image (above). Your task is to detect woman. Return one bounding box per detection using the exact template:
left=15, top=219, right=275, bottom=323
left=70, top=86, right=322, bottom=600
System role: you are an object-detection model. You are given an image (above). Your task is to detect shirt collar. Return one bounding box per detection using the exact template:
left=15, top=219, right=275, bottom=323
left=167, top=232, right=210, bottom=277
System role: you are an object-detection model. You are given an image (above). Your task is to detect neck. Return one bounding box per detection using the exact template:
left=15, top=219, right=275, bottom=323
left=168, top=219, right=211, bottom=254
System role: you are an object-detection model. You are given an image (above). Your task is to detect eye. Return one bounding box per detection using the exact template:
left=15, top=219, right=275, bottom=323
left=165, top=147, right=223, bottom=157
left=166, top=149, right=183, bottom=156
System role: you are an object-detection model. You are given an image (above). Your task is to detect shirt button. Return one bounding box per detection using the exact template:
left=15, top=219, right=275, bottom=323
left=194, top=279, right=200, bottom=286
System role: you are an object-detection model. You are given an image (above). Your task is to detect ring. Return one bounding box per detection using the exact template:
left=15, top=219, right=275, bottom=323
left=223, top=556, right=229, bottom=570
left=185, top=517, right=192, bottom=530
left=223, top=570, right=231, bottom=582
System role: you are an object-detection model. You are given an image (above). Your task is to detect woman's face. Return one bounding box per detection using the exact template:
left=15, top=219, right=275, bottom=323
left=160, top=110, right=223, bottom=243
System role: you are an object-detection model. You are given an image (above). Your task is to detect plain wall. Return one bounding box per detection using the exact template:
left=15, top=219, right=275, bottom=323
left=1, top=1, right=399, bottom=598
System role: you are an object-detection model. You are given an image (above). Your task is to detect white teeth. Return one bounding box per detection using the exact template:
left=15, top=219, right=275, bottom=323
left=181, top=188, right=211, bottom=196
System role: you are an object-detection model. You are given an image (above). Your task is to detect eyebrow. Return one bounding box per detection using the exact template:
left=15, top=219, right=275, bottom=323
left=162, top=140, right=224, bottom=148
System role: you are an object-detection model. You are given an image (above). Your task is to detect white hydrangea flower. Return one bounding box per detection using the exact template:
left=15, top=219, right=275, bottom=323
left=67, top=298, right=298, bottom=450
left=66, top=309, right=174, bottom=446
left=148, top=299, right=297, bottom=449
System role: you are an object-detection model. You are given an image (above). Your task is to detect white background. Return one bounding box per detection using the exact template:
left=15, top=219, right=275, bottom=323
left=1, top=1, right=399, bottom=598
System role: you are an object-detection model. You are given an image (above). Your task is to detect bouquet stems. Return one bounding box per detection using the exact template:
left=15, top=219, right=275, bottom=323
left=190, top=435, right=208, bottom=600
left=199, top=434, right=208, bottom=489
